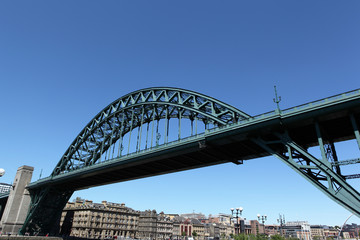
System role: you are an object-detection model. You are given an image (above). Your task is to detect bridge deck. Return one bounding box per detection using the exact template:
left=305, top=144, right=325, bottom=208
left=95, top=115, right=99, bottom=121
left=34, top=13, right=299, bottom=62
left=27, top=89, right=360, bottom=191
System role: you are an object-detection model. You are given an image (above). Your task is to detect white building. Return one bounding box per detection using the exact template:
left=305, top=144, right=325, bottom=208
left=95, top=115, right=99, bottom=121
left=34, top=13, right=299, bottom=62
left=284, top=221, right=312, bottom=240
left=0, top=183, right=11, bottom=194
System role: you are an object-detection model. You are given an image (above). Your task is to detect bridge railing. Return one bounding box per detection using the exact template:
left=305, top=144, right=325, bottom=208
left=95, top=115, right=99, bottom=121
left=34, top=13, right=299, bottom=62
left=206, top=88, right=360, bottom=133
left=281, top=88, right=360, bottom=115
left=0, top=191, right=10, bottom=199
left=31, top=133, right=209, bottom=183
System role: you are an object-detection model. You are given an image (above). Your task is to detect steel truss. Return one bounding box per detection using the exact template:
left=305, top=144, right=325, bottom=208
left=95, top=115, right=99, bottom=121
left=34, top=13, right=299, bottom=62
left=22, top=87, right=250, bottom=236
left=21, top=88, right=360, bottom=236
left=52, top=87, right=250, bottom=177
left=253, top=131, right=360, bottom=217
left=19, top=187, right=73, bottom=236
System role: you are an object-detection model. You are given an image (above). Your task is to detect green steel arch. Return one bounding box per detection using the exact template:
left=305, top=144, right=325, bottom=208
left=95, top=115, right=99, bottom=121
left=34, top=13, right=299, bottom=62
left=20, top=87, right=360, bottom=236
left=52, top=87, right=250, bottom=176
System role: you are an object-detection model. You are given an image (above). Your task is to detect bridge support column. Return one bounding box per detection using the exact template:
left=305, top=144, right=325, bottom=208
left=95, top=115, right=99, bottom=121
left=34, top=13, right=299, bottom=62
left=20, top=186, right=73, bottom=236
left=0, top=165, right=34, bottom=235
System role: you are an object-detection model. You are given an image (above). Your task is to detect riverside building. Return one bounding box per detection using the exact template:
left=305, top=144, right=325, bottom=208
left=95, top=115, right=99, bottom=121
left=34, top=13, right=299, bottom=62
left=59, top=199, right=139, bottom=239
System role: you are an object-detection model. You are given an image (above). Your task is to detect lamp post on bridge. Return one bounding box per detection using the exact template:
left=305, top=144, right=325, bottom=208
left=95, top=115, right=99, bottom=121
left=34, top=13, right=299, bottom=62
left=230, top=207, right=243, bottom=235
left=257, top=214, right=267, bottom=235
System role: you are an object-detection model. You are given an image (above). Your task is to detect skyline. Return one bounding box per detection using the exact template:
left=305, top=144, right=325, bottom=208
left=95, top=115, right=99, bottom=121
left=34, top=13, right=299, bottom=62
left=1, top=0, right=360, bottom=227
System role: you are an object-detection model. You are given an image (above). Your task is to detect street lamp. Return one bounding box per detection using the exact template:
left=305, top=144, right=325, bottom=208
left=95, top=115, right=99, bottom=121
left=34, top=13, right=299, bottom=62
left=0, top=168, right=5, bottom=177
left=277, top=214, right=285, bottom=236
left=230, top=207, right=243, bottom=235
left=257, top=214, right=267, bottom=235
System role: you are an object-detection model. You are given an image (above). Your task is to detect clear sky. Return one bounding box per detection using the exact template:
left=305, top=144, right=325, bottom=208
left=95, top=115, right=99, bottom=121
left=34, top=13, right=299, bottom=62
left=1, top=0, right=360, bottom=227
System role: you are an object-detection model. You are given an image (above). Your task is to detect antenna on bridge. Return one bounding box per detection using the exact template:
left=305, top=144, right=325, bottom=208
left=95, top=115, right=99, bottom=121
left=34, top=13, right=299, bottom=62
left=273, top=85, right=282, bottom=113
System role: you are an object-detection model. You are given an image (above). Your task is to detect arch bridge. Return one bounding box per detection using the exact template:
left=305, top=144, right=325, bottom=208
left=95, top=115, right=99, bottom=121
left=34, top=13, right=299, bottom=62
left=20, top=87, right=360, bottom=235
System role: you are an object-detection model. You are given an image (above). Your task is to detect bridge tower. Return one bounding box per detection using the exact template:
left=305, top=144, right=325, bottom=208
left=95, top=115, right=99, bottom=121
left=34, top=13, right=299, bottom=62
left=0, top=165, right=33, bottom=235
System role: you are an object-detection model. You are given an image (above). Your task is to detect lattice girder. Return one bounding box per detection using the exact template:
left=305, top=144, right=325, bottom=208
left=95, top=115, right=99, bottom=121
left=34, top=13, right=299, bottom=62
left=253, top=132, right=360, bottom=217
left=52, top=87, right=250, bottom=176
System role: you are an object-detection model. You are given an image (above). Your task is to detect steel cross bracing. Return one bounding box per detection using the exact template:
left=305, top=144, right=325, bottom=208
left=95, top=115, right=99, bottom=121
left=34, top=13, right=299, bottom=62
left=20, top=87, right=360, bottom=236
left=253, top=130, right=360, bottom=217
left=20, top=187, right=73, bottom=235
left=51, top=87, right=250, bottom=177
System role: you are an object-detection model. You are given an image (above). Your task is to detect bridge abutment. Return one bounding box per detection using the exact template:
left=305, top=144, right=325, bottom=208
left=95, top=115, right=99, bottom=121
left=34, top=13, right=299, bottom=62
left=0, top=166, right=33, bottom=235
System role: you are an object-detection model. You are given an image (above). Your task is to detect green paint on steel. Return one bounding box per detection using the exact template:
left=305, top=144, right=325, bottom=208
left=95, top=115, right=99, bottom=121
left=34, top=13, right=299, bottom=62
left=22, top=87, right=360, bottom=236
left=51, top=87, right=250, bottom=177
left=252, top=132, right=360, bottom=218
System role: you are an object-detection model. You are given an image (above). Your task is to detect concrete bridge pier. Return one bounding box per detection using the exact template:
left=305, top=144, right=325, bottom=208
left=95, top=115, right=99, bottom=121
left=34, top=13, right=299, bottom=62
left=0, top=165, right=33, bottom=235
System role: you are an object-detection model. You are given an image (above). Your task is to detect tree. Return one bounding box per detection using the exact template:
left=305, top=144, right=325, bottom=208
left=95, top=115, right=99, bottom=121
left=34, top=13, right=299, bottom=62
left=271, top=235, right=285, bottom=240
left=234, top=233, right=249, bottom=240
left=288, top=237, right=300, bottom=240
left=256, top=234, right=268, bottom=240
left=220, top=233, right=226, bottom=240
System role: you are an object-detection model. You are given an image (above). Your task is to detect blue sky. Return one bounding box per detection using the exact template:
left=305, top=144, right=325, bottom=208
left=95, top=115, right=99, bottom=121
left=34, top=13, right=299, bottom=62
left=1, top=0, right=360, bottom=227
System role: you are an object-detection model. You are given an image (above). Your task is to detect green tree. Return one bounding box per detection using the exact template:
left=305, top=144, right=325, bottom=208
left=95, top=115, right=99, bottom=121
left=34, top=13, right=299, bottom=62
left=234, top=233, right=248, bottom=240
left=288, top=237, right=300, bottom=240
left=256, top=234, right=268, bottom=240
left=248, top=234, right=257, bottom=240
left=271, top=235, right=285, bottom=240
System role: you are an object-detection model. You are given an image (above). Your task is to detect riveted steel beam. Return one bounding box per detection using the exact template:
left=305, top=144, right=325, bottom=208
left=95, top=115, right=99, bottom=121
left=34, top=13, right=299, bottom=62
left=51, top=88, right=250, bottom=177
left=350, top=113, right=360, bottom=151
left=20, top=187, right=73, bottom=236
left=253, top=132, right=360, bottom=217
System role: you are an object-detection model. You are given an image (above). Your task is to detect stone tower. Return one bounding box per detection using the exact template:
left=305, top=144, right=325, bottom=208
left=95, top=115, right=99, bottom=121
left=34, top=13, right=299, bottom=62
left=0, top=165, right=33, bottom=234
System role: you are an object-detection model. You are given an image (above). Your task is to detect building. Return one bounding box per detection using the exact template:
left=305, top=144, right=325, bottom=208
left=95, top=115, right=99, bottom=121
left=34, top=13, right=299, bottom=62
left=172, top=216, right=208, bottom=239
left=250, top=220, right=265, bottom=235
left=138, top=209, right=158, bottom=240
left=323, top=226, right=338, bottom=239
left=180, top=213, right=206, bottom=219
left=179, top=218, right=193, bottom=237
left=203, top=223, right=220, bottom=239
left=310, top=225, right=326, bottom=240
left=0, top=183, right=11, bottom=194
left=190, top=218, right=205, bottom=240
left=157, top=212, right=173, bottom=240
left=283, top=221, right=312, bottom=240
left=342, top=223, right=359, bottom=239
left=223, top=223, right=235, bottom=238
left=218, top=213, right=232, bottom=225
left=265, top=225, right=279, bottom=236
left=171, top=216, right=181, bottom=239
left=60, top=199, right=139, bottom=239
left=165, top=214, right=179, bottom=221
left=342, top=232, right=351, bottom=239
